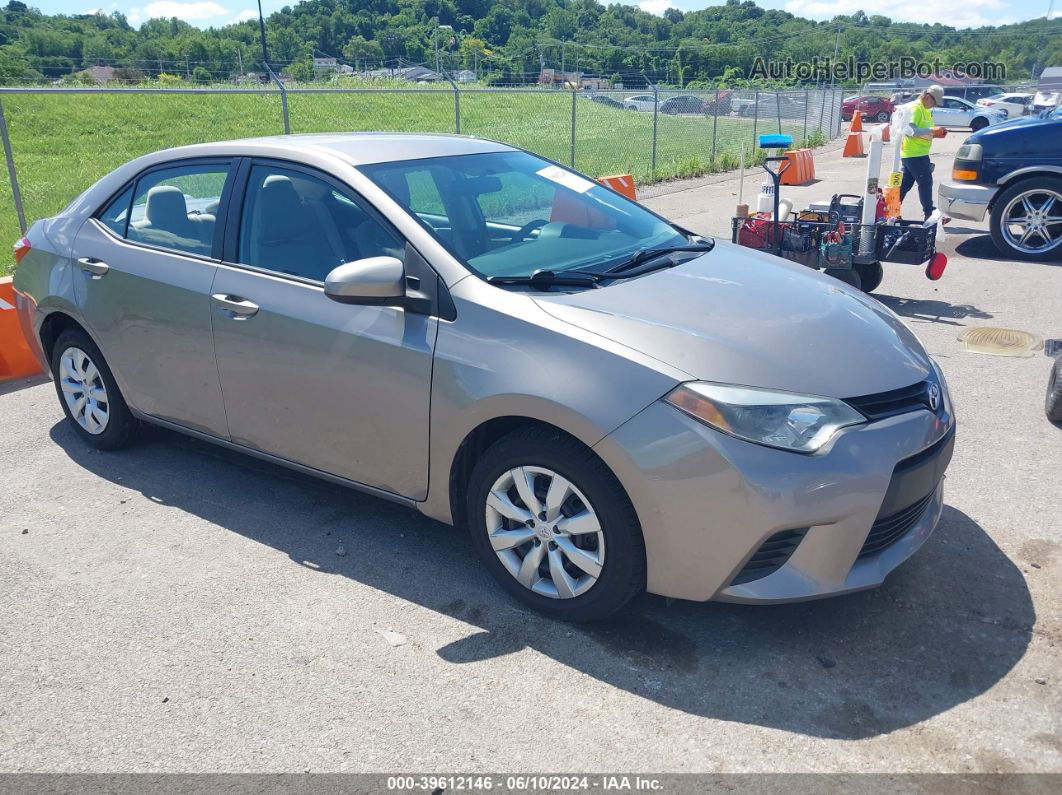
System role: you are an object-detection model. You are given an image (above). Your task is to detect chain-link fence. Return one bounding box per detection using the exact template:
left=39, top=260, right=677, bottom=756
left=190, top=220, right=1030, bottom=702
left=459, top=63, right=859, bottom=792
left=0, top=85, right=846, bottom=251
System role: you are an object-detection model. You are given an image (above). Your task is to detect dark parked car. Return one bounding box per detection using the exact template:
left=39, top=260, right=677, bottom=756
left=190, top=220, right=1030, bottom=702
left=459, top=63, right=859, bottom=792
left=660, top=95, right=707, bottom=115
left=938, top=106, right=1062, bottom=261
left=589, top=94, right=624, bottom=110
left=842, top=95, right=894, bottom=123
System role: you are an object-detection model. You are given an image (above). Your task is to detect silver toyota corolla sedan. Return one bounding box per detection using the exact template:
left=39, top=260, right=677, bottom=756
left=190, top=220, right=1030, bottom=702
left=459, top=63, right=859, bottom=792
left=12, top=133, right=955, bottom=621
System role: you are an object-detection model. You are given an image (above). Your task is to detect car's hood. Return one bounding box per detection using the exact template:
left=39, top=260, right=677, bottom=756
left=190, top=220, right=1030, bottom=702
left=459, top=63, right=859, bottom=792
left=533, top=242, right=931, bottom=398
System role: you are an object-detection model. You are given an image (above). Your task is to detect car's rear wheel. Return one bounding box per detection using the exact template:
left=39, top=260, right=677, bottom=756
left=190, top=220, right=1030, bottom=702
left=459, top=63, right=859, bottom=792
left=1047, top=357, right=1062, bottom=423
left=854, top=261, right=884, bottom=292
left=970, top=117, right=989, bottom=131
left=51, top=328, right=139, bottom=450
left=989, top=177, right=1062, bottom=262
left=466, top=428, right=645, bottom=622
left=875, top=111, right=890, bottom=122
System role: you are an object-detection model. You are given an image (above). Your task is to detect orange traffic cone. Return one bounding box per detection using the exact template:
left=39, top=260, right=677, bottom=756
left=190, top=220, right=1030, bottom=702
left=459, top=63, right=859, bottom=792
left=842, top=132, right=865, bottom=157
left=850, top=110, right=863, bottom=132
left=880, top=124, right=890, bottom=143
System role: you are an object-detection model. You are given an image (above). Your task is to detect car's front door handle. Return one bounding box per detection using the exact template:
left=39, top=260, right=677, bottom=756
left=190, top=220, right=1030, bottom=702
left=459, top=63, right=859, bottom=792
left=77, top=257, right=109, bottom=277
left=212, top=293, right=260, bottom=319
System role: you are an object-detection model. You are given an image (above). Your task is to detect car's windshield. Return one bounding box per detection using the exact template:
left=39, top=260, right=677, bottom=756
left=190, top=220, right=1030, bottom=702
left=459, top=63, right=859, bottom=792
left=359, top=151, right=686, bottom=280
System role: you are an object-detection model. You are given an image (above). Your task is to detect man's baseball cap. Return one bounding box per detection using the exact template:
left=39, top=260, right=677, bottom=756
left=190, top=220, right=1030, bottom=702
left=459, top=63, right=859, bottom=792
left=925, top=85, right=944, bottom=104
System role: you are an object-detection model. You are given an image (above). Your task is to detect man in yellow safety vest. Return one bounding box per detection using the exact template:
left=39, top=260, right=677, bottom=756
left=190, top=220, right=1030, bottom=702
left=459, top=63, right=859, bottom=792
left=900, top=84, right=948, bottom=220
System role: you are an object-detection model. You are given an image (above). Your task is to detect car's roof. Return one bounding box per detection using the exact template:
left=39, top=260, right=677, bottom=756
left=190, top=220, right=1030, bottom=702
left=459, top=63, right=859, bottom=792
left=152, top=133, right=515, bottom=167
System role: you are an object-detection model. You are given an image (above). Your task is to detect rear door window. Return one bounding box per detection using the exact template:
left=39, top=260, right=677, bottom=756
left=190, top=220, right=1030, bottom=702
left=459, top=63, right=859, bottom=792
left=124, top=163, right=230, bottom=257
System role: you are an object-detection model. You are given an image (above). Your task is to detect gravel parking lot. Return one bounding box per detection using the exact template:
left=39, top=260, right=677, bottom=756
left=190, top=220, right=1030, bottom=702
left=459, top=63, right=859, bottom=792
left=1, top=134, right=1059, bottom=774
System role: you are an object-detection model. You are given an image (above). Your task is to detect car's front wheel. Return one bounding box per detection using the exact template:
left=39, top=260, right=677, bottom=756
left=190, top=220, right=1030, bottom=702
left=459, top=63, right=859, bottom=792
left=51, top=327, right=140, bottom=450
left=989, top=177, right=1062, bottom=262
left=466, top=428, right=645, bottom=621
left=875, top=111, right=890, bottom=122
left=971, top=117, right=989, bottom=131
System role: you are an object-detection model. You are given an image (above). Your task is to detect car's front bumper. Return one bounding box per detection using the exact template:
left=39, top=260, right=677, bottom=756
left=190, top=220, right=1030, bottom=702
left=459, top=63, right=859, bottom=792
left=938, top=180, right=995, bottom=222
left=593, top=393, right=955, bottom=603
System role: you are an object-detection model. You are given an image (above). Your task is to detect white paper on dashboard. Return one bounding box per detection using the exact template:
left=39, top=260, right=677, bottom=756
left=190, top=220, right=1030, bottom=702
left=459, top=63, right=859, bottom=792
left=536, top=165, right=596, bottom=194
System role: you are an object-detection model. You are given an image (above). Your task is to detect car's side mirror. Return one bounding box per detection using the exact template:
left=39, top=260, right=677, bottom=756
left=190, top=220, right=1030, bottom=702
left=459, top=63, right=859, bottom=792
left=324, top=256, right=405, bottom=305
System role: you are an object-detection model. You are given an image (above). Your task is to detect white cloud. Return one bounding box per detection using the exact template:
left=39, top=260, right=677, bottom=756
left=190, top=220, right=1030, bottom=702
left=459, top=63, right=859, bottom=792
left=783, top=0, right=1015, bottom=29
left=233, top=8, right=258, bottom=22
left=140, top=1, right=229, bottom=21
left=81, top=7, right=103, bottom=13
left=639, top=0, right=676, bottom=16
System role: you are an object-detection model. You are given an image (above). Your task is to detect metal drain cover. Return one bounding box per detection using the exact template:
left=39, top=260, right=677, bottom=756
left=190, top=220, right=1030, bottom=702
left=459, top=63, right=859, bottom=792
left=958, top=327, right=1043, bottom=357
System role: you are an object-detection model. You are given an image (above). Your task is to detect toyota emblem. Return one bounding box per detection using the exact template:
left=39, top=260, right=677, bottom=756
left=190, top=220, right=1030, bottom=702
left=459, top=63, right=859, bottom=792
left=928, top=383, right=941, bottom=412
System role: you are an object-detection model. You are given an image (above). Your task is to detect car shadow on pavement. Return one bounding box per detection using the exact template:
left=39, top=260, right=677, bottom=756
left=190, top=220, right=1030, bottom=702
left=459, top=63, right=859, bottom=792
left=876, top=294, right=994, bottom=326
left=953, top=234, right=1062, bottom=266
left=51, top=421, right=1035, bottom=741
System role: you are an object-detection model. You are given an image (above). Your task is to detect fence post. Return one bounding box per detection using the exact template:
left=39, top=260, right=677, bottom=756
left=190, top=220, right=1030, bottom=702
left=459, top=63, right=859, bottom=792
left=454, top=81, right=461, bottom=135
left=266, top=67, right=290, bottom=134
left=818, top=88, right=827, bottom=134
left=752, top=89, right=759, bottom=148
left=570, top=88, right=576, bottom=168
left=775, top=91, right=782, bottom=135
left=0, top=96, right=26, bottom=235
left=710, top=88, right=719, bottom=164
left=651, top=83, right=658, bottom=177
left=803, top=88, right=808, bottom=143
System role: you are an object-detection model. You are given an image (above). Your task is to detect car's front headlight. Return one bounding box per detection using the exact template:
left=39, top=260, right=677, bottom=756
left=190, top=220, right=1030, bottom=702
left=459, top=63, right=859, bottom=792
left=665, top=382, right=866, bottom=454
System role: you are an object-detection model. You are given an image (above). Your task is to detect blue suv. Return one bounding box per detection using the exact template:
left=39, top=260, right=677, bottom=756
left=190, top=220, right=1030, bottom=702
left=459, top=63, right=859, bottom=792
left=939, top=107, right=1062, bottom=261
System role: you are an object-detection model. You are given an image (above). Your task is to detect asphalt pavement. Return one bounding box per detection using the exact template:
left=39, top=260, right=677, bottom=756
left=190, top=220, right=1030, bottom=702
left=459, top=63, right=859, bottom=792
left=1, top=132, right=1060, bottom=774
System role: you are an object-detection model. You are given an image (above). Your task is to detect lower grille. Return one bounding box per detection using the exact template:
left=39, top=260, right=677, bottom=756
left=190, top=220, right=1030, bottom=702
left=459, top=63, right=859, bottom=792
left=858, top=492, right=934, bottom=558
left=731, top=528, right=807, bottom=585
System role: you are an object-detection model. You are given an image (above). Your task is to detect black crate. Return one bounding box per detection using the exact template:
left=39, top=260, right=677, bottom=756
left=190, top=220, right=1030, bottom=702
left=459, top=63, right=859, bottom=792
left=877, top=220, right=937, bottom=264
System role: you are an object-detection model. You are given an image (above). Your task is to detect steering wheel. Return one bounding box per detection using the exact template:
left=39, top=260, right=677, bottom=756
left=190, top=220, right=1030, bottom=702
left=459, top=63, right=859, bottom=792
left=509, top=218, right=549, bottom=243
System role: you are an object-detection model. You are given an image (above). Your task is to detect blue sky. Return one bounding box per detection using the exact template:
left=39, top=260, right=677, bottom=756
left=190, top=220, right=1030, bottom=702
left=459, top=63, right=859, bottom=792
left=23, top=0, right=1061, bottom=31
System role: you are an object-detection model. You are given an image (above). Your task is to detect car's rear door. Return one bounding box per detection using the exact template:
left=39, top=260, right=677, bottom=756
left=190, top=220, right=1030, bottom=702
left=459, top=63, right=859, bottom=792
left=72, top=159, right=234, bottom=437
left=208, top=159, right=437, bottom=499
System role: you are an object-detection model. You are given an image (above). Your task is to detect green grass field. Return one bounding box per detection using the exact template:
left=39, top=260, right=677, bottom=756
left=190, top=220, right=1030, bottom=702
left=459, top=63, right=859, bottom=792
left=0, top=89, right=832, bottom=274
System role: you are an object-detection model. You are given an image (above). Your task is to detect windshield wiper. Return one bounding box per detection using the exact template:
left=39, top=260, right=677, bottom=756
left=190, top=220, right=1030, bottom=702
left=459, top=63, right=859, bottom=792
left=604, top=241, right=715, bottom=275
left=486, top=269, right=600, bottom=288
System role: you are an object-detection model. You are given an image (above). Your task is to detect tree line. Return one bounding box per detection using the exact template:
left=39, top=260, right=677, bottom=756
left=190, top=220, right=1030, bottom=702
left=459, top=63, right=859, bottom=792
left=0, top=0, right=1059, bottom=86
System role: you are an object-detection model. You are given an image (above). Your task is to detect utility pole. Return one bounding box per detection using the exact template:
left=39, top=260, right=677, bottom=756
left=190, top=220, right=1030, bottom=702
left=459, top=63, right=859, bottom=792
left=237, top=47, right=243, bottom=77
left=257, top=0, right=270, bottom=71
left=561, top=41, right=567, bottom=74
left=829, top=24, right=840, bottom=91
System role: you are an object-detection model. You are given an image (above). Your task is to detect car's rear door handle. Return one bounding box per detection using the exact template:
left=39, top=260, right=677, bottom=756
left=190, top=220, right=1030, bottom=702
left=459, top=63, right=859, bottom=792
left=212, top=293, right=259, bottom=319
left=77, top=257, right=109, bottom=277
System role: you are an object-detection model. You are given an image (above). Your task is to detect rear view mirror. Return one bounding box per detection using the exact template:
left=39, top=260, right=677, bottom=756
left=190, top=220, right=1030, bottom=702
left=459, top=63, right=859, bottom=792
left=324, top=256, right=405, bottom=305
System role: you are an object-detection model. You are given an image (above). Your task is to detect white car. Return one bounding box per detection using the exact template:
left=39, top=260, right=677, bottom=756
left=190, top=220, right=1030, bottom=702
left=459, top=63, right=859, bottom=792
left=976, top=93, right=1033, bottom=119
left=1032, top=89, right=1061, bottom=114
left=622, top=94, right=657, bottom=112
left=931, top=96, right=1006, bottom=131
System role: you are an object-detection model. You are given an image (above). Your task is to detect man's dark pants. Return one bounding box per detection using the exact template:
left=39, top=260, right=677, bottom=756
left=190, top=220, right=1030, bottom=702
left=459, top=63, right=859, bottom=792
left=900, top=154, right=935, bottom=219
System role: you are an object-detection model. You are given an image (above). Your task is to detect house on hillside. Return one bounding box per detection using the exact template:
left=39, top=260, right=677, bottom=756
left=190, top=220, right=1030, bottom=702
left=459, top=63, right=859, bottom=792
left=78, top=65, right=115, bottom=83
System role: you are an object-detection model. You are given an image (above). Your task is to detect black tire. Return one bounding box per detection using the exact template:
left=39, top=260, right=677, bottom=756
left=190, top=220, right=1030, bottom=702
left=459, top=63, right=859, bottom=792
left=875, top=111, right=890, bottom=123
left=970, top=117, right=988, bottom=131
left=989, top=176, right=1062, bottom=262
left=1047, top=357, right=1062, bottom=423
left=824, top=267, right=863, bottom=290
left=854, top=261, right=884, bottom=292
left=51, top=327, right=140, bottom=450
left=465, top=427, right=645, bottom=622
